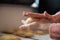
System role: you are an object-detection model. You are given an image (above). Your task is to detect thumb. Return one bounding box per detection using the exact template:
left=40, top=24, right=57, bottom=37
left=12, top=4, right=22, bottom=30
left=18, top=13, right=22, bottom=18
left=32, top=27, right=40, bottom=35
left=44, top=11, right=54, bottom=22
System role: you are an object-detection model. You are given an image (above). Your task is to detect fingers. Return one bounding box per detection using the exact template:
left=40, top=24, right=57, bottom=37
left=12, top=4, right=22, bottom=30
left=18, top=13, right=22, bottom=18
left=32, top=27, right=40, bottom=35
left=19, top=24, right=29, bottom=30
left=23, top=11, right=54, bottom=20
left=44, top=11, right=52, bottom=19
left=53, top=11, right=60, bottom=23
left=44, top=11, right=56, bottom=22
left=53, top=11, right=60, bottom=16
left=23, top=11, right=56, bottom=23
left=23, top=11, right=56, bottom=22
left=23, top=11, right=45, bottom=19
left=23, top=11, right=32, bottom=16
left=19, top=22, right=40, bottom=30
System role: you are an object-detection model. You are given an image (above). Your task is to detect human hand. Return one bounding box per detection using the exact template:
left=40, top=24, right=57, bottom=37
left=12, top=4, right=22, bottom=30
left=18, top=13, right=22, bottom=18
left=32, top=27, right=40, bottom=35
left=23, top=11, right=46, bottom=19
left=19, top=11, right=51, bottom=30
left=49, top=23, right=60, bottom=40
left=19, top=18, right=50, bottom=31
left=45, top=11, right=60, bottom=23
left=53, top=11, right=60, bottom=23
left=23, top=11, right=56, bottom=23
left=19, top=20, right=40, bottom=30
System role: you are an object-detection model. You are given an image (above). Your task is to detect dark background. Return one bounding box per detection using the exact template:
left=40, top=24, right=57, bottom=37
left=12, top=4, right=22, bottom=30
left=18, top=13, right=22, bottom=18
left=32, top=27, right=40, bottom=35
left=0, top=0, right=60, bottom=15
left=0, top=0, right=34, bottom=5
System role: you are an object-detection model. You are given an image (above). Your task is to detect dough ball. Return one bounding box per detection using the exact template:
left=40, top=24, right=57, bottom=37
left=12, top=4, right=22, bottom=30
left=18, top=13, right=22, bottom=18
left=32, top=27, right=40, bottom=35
left=26, top=28, right=33, bottom=32
left=0, top=34, right=21, bottom=40
left=16, top=28, right=24, bottom=36
left=36, top=30, right=44, bottom=35
left=24, top=32, right=34, bottom=38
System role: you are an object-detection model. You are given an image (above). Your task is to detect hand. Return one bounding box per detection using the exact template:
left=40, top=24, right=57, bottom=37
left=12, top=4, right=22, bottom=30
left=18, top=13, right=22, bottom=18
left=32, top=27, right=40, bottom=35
left=19, top=11, right=51, bottom=30
left=23, top=11, right=46, bottom=19
left=45, top=11, right=60, bottom=23
left=19, top=19, right=50, bottom=31
left=49, top=23, right=60, bottom=39
left=23, top=11, right=56, bottom=23
left=53, top=11, right=60, bottom=23
left=19, top=20, right=40, bottom=30
left=45, top=11, right=56, bottom=23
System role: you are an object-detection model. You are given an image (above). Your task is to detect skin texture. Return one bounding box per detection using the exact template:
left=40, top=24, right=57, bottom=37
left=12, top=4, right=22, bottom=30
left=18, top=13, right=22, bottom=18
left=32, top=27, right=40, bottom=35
left=23, top=11, right=46, bottom=19
left=20, top=11, right=52, bottom=30
left=45, top=11, right=60, bottom=23
left=23, top=11, right=60, bottom=23
left=19, top=11, right=60, bottom=40
left=53, top=11, right=60, bottom=23
left=20, top=11, right=60, bottom=30
left=49, top=23, right=60, bottom=40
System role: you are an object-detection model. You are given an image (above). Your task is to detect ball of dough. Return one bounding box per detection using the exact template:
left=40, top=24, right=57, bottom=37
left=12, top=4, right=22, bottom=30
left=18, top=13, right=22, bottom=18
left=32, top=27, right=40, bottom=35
left=0, top=34, right=21, bottom=40
left=36, top=30, right=44, bottom=35
left=26, top=28, right=33, bottom=32
left=24, top=28, right=34, bottom=38
left=16, top=31, right=24, bottom=36
left=24, top=32, right=34, bottom=38
left=16, top=28, right=24, bottom=36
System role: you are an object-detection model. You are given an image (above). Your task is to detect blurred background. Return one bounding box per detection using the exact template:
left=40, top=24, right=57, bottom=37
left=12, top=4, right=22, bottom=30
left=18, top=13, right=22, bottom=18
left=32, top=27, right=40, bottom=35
left=0, top=0, right=35, bottom=30
left=0, top=0, right=60, bottom=30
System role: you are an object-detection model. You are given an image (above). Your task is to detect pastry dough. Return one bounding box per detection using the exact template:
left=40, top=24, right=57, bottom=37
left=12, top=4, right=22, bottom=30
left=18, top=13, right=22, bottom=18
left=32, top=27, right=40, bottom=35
left=24, top=28, right=34, bottom=38
left=36, top=30, right=44, bottom=35
left=16, top=28, right=24, bottom=36
left=0, top=34, right=21, bottom=40
left=24, top=32, right=34, bottom=38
